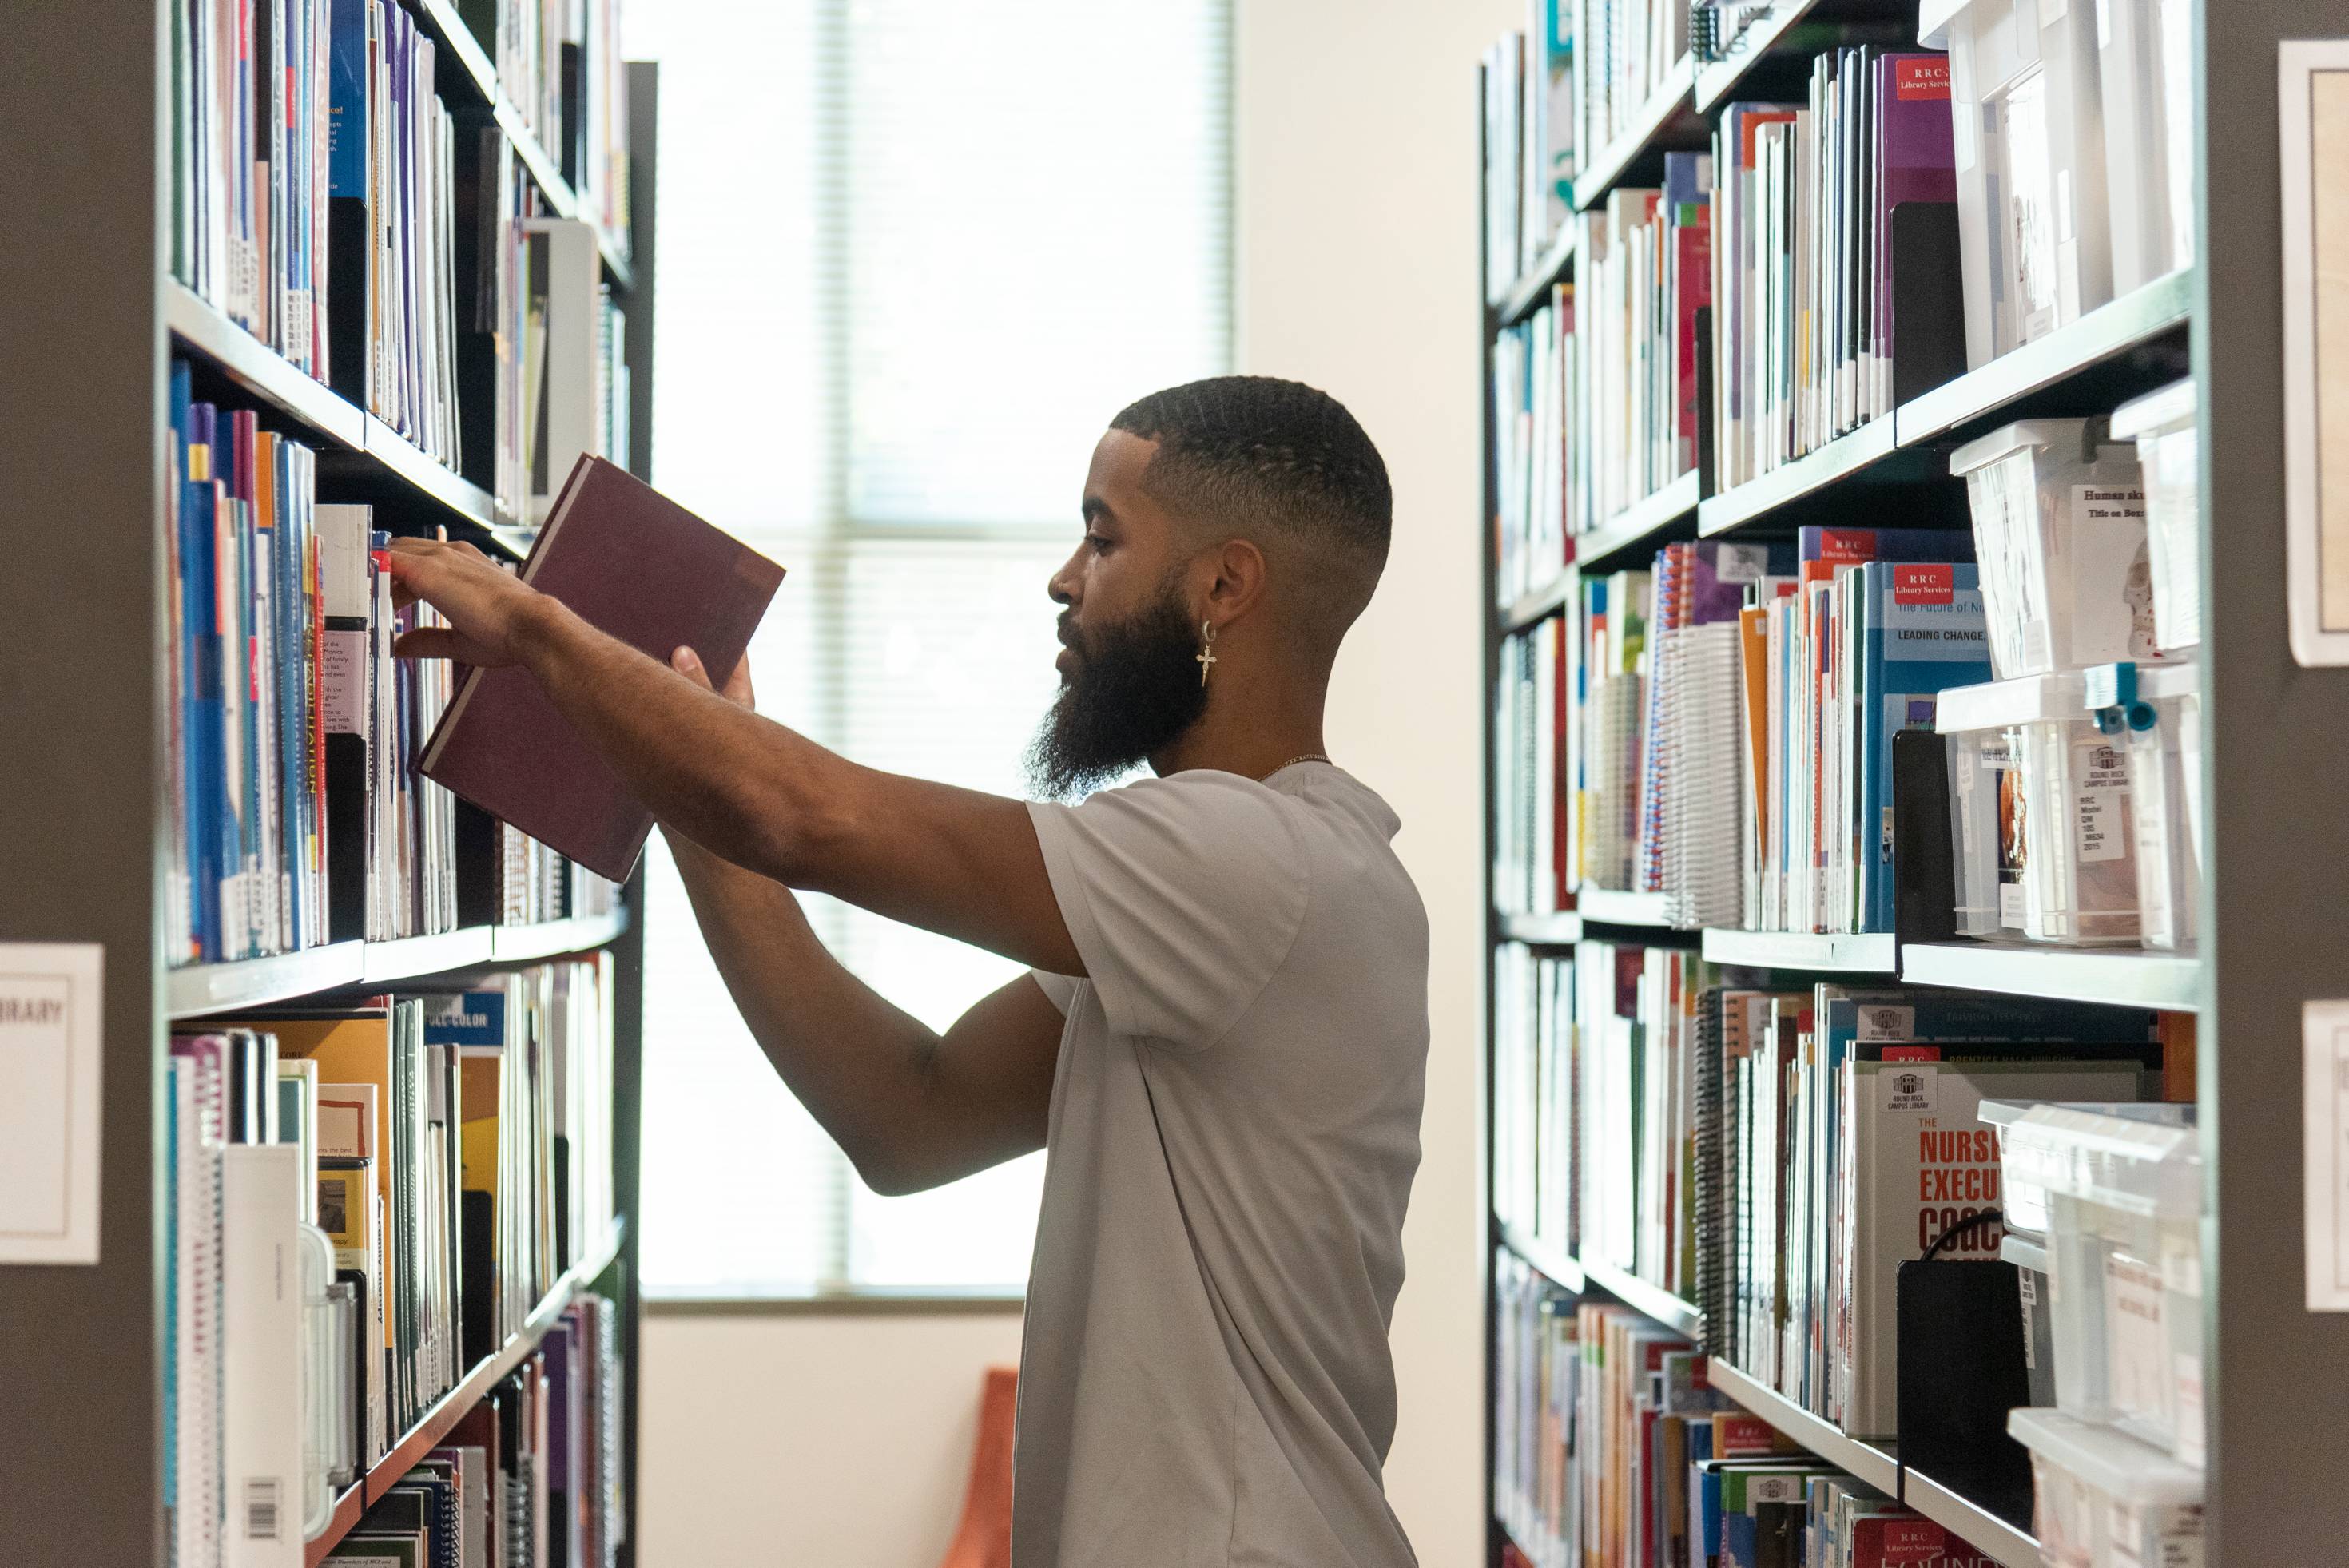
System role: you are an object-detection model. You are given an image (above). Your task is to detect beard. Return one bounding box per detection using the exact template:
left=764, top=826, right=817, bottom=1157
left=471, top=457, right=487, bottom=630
left=1026, top=571, right=1209, bottom=801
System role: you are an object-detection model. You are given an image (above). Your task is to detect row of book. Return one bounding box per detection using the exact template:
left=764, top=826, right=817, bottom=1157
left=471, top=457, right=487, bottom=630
left=167, top=364, right=617, bottom=966
left=1570, top=0, right=1685, bottom=179
left=320, top=1304, right=625, bottom=1568
left=1495, top=617, right=1570, bottom=916
left=1493, top=943, right=2196, bottom=1444
left=1711, top=53, right=1954, bottom=491
left=470, top=0, right=633, bottom=243
left=1582, top=164, right=1707, bottom=522
left=170, top=0, right=633, bottom=521
left=1483, top=2, right=1576, bottom=300
left=1495, top=1252, right=2003, bottom=1568
left=173, top=0, right=335, bottom=376
left=1493, top=292, right=1574, bottom=610
left=165, top=959, right=617, bottom=1562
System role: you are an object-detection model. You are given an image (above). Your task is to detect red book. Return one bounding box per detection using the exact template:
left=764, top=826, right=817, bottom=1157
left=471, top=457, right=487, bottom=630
left=420, top=456, right=785, bottom=881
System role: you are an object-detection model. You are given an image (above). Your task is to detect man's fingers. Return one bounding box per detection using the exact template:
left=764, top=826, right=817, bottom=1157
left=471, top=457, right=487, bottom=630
left=670, top=646, right=713, bottom=688
left=395, top=625, right=490, bottom=665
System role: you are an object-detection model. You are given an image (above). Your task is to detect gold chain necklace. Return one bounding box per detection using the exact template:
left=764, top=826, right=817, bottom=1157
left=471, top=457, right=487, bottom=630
left=1266, top=752, right=1332, bottom=778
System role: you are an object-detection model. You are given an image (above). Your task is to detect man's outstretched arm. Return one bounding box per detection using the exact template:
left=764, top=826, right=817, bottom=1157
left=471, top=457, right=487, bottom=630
left=384, top=536, right=1083, bottom=975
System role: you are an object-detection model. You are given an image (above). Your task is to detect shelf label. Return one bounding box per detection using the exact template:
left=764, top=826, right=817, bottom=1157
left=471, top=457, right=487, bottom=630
left=0, top=943, right=104, bottom=1264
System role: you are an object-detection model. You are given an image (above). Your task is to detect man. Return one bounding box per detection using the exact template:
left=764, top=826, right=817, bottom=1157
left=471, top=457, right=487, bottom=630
left=389, top=375, right=1429, bottom=1566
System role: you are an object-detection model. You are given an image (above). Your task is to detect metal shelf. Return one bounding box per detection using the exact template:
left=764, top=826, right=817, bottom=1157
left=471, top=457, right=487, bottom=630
left=168, top=914, right=630, bottom=1018
left=1577, top=1256, right=1703, bottom=1339
left=1500, top=571, right=1575, bottom=636
left=1702, top=927, right=1898, bottom=974
left=362, top=414, right=498, bottom=530
left=1694, top=2, right=1824, bottom=113
left=1899, top=941, right=2201, bottom=1013
left=1496, top=223, right=1578, bottom=327
left=1692, top=0, right=1919, bottom=114
left=1697, top=417, right=1901, bottom=535
left=1497, top=1221, right=1585, bottom=1292
left=1501, top=911, right=1584, bottom=947
left=305, top=1224, right=627, bottom=1565
left=1575, top=885, right=1675, bottom=928
left=1894, top=269, right=2193, bottom=448
left=1576, top=469, right=1703, bottom=574
left=1899, top=1465, right=2042, bottom=1568
left=1571, top=54, right=1703, bottom=212
left=1704, top=1359, right=1902, bottom=1497
left=165, top=282, right=368, bottom=449
left=359, top=927, right=496, bottom=984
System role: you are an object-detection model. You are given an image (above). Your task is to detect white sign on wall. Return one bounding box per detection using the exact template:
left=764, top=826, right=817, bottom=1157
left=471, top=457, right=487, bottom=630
left=0, top=943, right=105, bottom=1264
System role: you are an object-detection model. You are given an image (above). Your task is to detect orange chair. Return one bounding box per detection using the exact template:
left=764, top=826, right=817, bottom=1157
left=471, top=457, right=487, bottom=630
left=936, top=1366, right=1019, bottom=1568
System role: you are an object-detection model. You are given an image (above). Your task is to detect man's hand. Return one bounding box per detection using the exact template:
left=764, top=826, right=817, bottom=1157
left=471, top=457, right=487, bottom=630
left=670, top=645, right=755, bottom=710
left=383, top=536, right=555, bottom=667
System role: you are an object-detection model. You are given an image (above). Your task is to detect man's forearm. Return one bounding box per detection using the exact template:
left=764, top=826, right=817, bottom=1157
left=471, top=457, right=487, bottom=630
left=512, top=598, right=844, bottom=883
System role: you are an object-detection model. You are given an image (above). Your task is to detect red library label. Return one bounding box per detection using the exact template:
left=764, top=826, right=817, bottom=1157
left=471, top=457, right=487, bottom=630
left=1817, top=527, right=1878, bottom=560
left=1715, top=1414, right=1781, bottom=1455
left=1895, top=58, right=1952, bottom=101
left=1883, top=1046, right=1943, bottom=1061
left=1893, top=565, right=1956, bottom=605
left=1866, top=1516, right=1950, bottom=1563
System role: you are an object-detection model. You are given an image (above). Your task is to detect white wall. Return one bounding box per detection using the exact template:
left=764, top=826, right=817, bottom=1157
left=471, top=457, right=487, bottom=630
left=639, top=6, right=1510, bottom=1564
left=1232, top=3, right=1518, bottom=1562
left=639, top=1310, right=1027, bottom=1566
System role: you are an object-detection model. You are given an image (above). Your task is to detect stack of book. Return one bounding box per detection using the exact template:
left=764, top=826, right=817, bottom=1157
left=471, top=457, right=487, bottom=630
left=1493, top=290, right=1574, bottom=609
left=322, top=1294, right=626, bottom=1568
left=1572, top=939, right=1708, bottom=1296
left=1568, top=0, right=1686, bottom=168
left=1493, top=943, right=1575, bottom=1251
left=168, top=362, right=619, bottom=967
left=325, top=1, right=464, bottom=466
left=1495, top=620, right=1569, bottom=917
left=1566, top=567, right=1647, bottom=895
left=1481, top=3, right=1576, bottom=299
left=1710, top=54, right=1955, bottom=493
left=1579, top=154, right=1708, bottom=524
left=170, top=0, right=335, bottom=376
left=164, top=959, right=618, bottom=1557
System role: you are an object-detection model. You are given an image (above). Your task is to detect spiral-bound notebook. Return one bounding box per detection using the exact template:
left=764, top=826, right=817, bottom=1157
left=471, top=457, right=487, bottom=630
left=419, top=457, right=785, bottom=882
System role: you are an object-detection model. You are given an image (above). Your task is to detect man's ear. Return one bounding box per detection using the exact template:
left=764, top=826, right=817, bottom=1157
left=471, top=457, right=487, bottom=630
left=1203, top=537, right=1268, bottom=627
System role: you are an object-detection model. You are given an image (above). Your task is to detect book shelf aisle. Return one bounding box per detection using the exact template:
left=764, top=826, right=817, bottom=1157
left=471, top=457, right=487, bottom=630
left=0, top=2, right=659, bottom=1563
left=1476, top=0, right=2270, bottom=1565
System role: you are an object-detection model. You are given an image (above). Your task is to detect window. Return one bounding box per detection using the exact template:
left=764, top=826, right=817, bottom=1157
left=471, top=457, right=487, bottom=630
left=629, top=0, right=1231, bottom=1297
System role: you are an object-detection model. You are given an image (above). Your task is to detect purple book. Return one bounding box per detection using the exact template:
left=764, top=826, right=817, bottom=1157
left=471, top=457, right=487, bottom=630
left=1874, top=54, right=1958, bottom=394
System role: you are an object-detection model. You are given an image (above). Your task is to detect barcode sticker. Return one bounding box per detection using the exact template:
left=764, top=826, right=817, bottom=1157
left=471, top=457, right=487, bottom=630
left=244, top=1476, right=281, bottom=1540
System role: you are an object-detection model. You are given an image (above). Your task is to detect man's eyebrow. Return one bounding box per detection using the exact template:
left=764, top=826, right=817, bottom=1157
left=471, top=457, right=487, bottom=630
left=1081, top=496, right=1117, bottom=526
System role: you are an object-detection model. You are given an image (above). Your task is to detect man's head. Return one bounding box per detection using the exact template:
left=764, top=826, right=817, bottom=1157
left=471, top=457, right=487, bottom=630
left=1027, top=375, right=1392, bottom=799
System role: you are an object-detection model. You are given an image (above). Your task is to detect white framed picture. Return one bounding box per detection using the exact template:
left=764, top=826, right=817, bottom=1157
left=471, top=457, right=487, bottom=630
left=2280, top=42, right=2349, bottom=665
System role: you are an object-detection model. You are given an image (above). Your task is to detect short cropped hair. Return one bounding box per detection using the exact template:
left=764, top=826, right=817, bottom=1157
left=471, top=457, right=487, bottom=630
left=1111, top=377, right=1393, bottom=645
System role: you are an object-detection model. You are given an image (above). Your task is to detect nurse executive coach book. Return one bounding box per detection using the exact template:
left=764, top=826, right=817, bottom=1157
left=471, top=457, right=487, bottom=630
left=419, top=455, right=785, bottom=882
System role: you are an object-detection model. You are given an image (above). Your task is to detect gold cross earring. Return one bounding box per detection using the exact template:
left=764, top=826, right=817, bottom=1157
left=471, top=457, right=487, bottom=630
left=1196, top=620, right=1218, bottom=686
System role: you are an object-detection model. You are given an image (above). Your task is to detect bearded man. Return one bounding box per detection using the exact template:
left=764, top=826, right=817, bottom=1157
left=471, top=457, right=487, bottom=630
left=386, top=375, right=1430, bottom=1568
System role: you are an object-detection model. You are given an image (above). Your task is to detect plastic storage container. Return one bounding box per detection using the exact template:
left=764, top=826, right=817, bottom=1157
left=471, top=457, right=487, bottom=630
left=2097, top=0, right=2196, bottom=294
left=1929, top=0, right=2113, bottom=365
left=2109, top=378, right=2200, bottom=654
left=2085, top=660, right=2203, bottom=950
left=1950, top=419, right=2167, bottom=679
left=1994, top=1102, right=2204, bottom=1464
left=2009, top=1407, right=2203, bottom=1568
left=1941, top=673, right=2142, bottom=944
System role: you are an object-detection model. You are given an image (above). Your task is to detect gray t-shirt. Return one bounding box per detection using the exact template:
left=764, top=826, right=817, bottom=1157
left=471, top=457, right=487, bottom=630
left=1013, top=760, right=1429, bottom=1567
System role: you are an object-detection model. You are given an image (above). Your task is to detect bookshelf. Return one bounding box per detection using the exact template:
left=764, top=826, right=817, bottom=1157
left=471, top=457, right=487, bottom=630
left=1481, top=1, right=2349, bottom=1561
left=0, top=6, right=661, bottom=1560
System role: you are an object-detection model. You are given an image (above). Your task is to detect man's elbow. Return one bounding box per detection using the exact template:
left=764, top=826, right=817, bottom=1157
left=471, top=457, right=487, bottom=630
left=844, top=1143, right=938, bottom=1199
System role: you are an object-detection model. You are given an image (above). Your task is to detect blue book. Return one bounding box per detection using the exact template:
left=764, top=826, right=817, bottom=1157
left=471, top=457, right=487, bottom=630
left=1855, top=560, right=1993, bottom=931
left=327, top=0, right=368, bottom=198
left=190, top=400, right=231, bottom=960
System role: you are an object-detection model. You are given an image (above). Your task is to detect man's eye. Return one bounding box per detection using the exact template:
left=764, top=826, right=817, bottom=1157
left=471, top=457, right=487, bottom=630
left=1087, top=534, right=1112, bottom=554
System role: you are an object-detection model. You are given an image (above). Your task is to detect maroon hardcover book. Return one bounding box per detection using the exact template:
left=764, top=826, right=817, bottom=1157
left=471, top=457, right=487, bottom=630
left=419, top=456, right=785, bottom=881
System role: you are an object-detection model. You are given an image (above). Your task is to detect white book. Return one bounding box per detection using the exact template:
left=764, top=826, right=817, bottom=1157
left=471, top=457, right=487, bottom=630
left=220, top=1144, right=305, bottom=1568
left=517, top=218, right=606, bottom=523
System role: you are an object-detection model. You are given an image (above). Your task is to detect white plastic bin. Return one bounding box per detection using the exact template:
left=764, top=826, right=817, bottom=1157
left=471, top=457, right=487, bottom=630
left=1994, top=1103, right=2203, bottom=1464
left=1934, top=0, right=2113, bottom=365
left=2009, top=1407, right=2203, bottom=1567
left=2109, top=378, right=2200, bottom=654
left=1940, top=674, right=2141, bottom=945
left=1951, top=419, right=2167, bottom=679
left=2093, top=660, right=2202, bottom=951
left=2097, top=0, right=2196, bottom=294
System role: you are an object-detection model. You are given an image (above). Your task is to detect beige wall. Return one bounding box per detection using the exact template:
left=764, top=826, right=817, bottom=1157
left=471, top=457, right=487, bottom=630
left=638, top=4, right=1508, bottom=1564
left=1232, top=2, right=1516, bottom=1561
